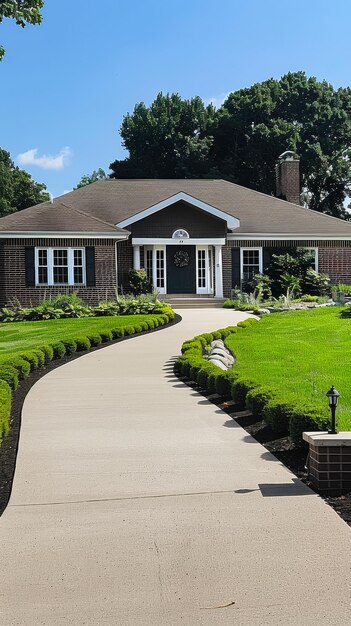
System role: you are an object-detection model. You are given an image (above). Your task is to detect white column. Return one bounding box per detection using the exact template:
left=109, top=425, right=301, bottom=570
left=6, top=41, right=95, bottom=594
left=214, top=245, right=223, bottom=298
left=133, top=245, right=140, bottom=270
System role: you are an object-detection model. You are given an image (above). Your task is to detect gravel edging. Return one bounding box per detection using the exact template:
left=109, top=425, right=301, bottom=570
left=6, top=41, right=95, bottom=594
left=0, top=313, right=182, bottom=516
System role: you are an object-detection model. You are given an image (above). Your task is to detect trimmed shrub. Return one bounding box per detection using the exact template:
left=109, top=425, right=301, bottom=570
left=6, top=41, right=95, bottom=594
left=33, top=349, right=46, bottom=367
left=245, top=385, right=273, bottom=417
left=0, top=365, right=19, bottom=390
left=52, top=342, right=66, bottom=360
left=215, top=371, right=235, bottom=397
left=263, top=399, right=293, bottom=434
left=111, top=327, right=124, bottom=339
left=197, top=366, right=211, bottom=389
left=100, top=330, right=113, bottom=343
left=74, top=336, right=91, bottom=351
left=6, top=356, right=31, bottom=379
left=139, top=321, right=149, bottom=331
left=212, top=331, right=222, bottom=340
left=40, top=345, right=54, bottom=363
left=206, top=371, right=218, bottom=395
left=0, top=380, right=11, bottom=442
left=123, top=326, right=135, bottom=336
left=153, top=319, right=159, bottom=328
left=21, top=350, right=40, bottom=370
left=62, top=339, right=77, bottom=355
left=181, top=340, right=202, bottom=353
left=87, top=334, right=102, bottom=346
left=147, top=319, right=155, bottom=330
left=133, top=324, right=143, bottom=334
left=289, top=406, right=329, bottom=446
left=231, top=377, right=256, bottom=404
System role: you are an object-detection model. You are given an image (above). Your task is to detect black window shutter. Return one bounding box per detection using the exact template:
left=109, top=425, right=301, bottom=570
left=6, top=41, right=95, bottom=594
left=85, top=247, right=96, bottom=287
left=25, top=247, right=35, bottom=286
left=231, top=248, right=241, bottom=288
left=263, top=248, right=273, bottom=272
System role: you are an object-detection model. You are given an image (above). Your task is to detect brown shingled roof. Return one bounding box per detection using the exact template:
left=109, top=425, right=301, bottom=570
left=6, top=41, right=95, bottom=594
left=0, top=179, right=351, bottom=236
left=0, top=201, right=128, bottom=236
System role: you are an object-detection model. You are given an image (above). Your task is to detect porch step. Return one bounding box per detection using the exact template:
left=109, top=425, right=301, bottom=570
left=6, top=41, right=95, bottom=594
left=164, top=297, right=225, bottom=309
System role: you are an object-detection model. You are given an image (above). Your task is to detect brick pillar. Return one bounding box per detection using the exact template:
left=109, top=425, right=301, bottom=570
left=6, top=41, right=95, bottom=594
left=276, top=153, right=300, bottom=205
left=303, top=432, right=351, bottom=496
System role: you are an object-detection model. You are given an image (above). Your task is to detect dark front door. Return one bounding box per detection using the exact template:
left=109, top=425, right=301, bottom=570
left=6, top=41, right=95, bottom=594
left=166, top=245, right=196, bottom=294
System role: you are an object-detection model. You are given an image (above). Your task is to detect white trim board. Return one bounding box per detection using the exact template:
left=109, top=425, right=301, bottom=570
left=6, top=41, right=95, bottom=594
left=228, top=234, right=351, bottom=241
left=0, top=232, right=129, bottom=240
left=116, top=192, right=240, bottom=231
left=132, top=237, right=226, bottom=246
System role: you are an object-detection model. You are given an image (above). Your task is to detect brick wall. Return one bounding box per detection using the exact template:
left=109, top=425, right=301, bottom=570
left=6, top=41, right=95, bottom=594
left=318, top=247, right=351, bottom=283
left=0, top=238, right=119, bottom=306
left=116, top=239, right=133, bottom=294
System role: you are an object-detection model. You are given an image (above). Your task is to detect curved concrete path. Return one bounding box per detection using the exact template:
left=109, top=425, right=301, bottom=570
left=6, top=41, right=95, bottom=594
left=1, top=309, right=351, bottom=625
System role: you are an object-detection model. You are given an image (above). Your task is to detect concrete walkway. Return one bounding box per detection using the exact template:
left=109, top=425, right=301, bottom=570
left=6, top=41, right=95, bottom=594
left=1, top=309, right=351, bottom=625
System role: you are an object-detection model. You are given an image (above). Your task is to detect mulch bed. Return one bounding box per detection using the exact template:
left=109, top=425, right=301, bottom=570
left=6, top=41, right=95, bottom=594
left=0, top=314, right=181, bottom=517
left=179, top=377, right=351, bottom=528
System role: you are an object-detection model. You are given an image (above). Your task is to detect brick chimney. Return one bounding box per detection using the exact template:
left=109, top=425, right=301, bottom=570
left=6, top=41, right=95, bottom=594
left=275, top=151, right=300, bottom=205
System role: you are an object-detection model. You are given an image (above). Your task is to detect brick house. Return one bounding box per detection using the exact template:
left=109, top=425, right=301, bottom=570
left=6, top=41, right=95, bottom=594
left=0, top=153, right=351, bottom=305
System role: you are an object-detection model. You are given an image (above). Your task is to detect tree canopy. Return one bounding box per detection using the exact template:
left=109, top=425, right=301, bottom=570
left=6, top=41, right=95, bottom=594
left=0, top=148, right=50, bottom=217
left=75, top=168, right=107, bottom=189
left=110, top=73, right=351, bottom=219
left=0, top=1, right=44, bottom=61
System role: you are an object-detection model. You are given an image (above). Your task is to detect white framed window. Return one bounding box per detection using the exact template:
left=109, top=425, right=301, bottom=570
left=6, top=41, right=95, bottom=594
left=145, top=247, right=153, bottom=284
left=197, top=249, right=206, bottom=289
left=240, top=248, right=263, bottom=283
left=297, top=247, right=318, bottom=272
left=155, top=248, right=166, bottom=293
left=35, top=247, right=86, bottom=286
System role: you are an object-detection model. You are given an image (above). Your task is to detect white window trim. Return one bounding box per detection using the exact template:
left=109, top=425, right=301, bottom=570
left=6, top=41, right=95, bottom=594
left=240, top=247, right=263, bottom=281
left=152, top=245, right=166, bottom=295
left=297, top=247, right=318, bottom=272
left=35, top=247, right=86, bottom=287
left=196, top=245, right=212, bottom=295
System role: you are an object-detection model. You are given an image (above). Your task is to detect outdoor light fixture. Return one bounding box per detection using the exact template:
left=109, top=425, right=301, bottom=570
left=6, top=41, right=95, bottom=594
left=326, top=385, right=340, bottom=434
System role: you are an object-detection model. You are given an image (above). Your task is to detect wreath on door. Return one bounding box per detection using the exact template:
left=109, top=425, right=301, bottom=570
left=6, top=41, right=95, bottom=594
left=173, top=250, right=190, bottom=268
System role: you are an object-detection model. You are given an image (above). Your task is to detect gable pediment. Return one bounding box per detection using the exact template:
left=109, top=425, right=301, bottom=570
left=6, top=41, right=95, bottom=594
left=116, top=191, right=240, bottom=231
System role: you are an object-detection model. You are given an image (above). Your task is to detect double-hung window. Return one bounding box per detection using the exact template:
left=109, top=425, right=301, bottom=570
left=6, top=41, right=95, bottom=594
left=298, top=247, right=318, bottom=272
left=241, top=248, right=262, bottom=283
left=35, top=247, right=86, bottom=286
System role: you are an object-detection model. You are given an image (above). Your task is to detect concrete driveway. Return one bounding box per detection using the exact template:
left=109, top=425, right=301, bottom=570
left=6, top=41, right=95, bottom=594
left=1, top=309, right=351, bottom=625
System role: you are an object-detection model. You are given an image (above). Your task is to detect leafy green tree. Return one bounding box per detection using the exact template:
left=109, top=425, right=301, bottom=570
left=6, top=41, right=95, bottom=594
left=110, top=74, right=351, bottom=218
left=0, top=148, right=50, bottom=217
left=75, top=168, right=107, bottom=189
left=110, top=93, right=216, bottom=179
left=213, top=72, right=351, bottom=218
left=0, top=1, right=44, bottom=61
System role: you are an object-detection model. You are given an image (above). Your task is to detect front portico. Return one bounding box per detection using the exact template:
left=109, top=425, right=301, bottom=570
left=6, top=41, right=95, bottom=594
left=131, top=235, right=225, bottom=297
left=118, top=191, right=238, bottom=298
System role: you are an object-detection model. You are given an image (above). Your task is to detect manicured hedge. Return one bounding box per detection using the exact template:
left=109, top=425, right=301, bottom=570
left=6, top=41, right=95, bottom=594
left=0, top=380, right=11, bottom=443
left=174, top=316, right=327, bottom=445
left=0, top=309, right=175, bottom=447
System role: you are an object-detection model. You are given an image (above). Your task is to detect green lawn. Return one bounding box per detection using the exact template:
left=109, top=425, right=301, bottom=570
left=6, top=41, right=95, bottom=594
left=225, top=306, right=351, bottom=430
left=0, top=314, right=159, bottom=363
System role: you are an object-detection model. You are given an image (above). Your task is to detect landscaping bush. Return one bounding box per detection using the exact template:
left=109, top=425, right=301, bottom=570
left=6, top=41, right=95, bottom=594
left=147, top=319, right=155, bottom=330
left=21, top=350, right=40, bottom=370
left=99, top=330, right=113, bottom=343
left=6, top=356, right=31, bottom=379
left=231, top=378, right=256, bottom=405
left=289, top=406, right=329, bottom=446
left=62, top=339, right=77, bottom=355
left=129, top=269, right=152, bottom=295
left=0, top=365, right=19, bottom=390
left=87, top=334, right=102, bottom=346
left=74, top=336, right=91, bottom=351
left=215, top=371, right=235, bottom=397
left=245, top=385, right=273, bottom=417
left=111, top=327, right=124, bottom=339
left=51, top=342, right=66, bottom=360
left=124, top=326, right=135, bottom=336
left=40, top=345, right=54, bottom=362
left=263, top=399, right=293, bottom=434
left=0, top=380, right=11, bottom=442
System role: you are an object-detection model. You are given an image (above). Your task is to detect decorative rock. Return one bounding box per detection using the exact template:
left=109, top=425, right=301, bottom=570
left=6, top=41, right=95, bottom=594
left=208, top=358, right=227, bottom=370
left=211, top=340, right=225, bottom=349
left=211, top=348, right=234, bottom=361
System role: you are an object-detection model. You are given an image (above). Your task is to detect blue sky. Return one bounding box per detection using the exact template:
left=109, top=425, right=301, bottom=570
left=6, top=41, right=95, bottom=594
left=1, top=0, right=350, bottom=197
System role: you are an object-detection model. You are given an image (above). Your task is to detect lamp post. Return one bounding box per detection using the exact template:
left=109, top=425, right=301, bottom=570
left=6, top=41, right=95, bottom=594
left=326, top=385, right=340, bottom=434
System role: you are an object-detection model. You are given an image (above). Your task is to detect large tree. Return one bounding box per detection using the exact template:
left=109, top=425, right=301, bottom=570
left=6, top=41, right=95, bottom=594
left=212, top=72, right=351, bottom=218
left=0, top=1, right=44, bottom=61
left=110, top=74, right=351, bottom=219
left=75, top=168, right=107, bottom=189
left=0, top=148, right=50, bottom=217
left=110, top=93, right=216, bottom=179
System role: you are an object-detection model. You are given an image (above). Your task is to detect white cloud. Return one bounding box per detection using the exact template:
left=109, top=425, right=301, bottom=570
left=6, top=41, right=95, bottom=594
left=16, top=146, right=72, bottom=170
left=205, top=92, right=230, bottom=109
